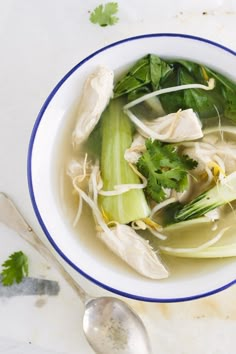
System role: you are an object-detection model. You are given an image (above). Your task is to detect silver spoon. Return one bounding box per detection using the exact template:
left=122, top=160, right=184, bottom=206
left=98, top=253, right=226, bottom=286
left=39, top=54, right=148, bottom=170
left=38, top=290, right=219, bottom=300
left=0, top=192, right=152, bottom=354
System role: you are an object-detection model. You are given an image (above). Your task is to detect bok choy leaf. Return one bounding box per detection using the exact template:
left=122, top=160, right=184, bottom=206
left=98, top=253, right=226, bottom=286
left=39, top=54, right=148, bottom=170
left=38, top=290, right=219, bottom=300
left=114, top=54, right=236, bottom=122
left=160, top=59, right=236, bottom=121
left=160, top=243, right=236, bottom=258
left=99, top=98, right=150, bottom=224
left=114, top=54, right=172, bottom=98
left=159, top=62, right=225, bottom=119
left=175, top=172, right=236, bottom=221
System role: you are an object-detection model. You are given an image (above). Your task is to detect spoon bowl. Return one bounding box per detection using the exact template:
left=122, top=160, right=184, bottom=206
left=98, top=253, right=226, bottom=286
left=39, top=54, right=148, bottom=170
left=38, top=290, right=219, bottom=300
left=84, top=296, right=151, bottom=354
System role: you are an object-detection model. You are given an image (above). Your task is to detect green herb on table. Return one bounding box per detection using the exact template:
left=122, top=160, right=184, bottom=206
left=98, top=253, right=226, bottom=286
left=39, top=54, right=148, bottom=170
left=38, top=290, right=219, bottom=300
left=1, top=251, right=29, bottom=286
left=136, top=139, right=198, bottom=203
left=90, top=2, right=119, bottom=27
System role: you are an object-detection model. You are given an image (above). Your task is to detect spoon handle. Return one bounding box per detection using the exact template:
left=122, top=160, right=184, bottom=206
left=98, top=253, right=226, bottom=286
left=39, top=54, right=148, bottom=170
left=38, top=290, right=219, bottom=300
left=0, top=192, right=90, bottom=303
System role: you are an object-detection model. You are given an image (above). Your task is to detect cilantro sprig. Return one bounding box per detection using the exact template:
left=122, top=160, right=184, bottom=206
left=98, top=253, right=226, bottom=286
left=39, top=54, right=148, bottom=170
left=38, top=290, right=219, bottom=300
left=1, top=251, right=29, bottom=286
left=137, top=139, right=198, bottom=203
left=90, top=2, right=119, bottom=27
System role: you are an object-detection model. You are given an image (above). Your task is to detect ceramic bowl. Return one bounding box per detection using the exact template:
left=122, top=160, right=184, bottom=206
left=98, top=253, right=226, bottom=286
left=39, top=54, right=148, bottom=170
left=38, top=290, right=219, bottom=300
left=28, top=33, right=236, bottom=302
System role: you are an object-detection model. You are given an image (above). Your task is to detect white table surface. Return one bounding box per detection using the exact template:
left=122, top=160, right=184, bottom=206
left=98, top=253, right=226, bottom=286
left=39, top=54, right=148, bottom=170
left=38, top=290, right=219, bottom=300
left=0, top=1, right=236, bottom=353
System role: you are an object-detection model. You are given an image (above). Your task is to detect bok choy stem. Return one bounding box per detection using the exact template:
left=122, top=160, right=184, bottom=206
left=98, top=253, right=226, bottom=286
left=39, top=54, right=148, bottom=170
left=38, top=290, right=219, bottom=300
left=99, top=98, right=150, bottom=224
left=175, top=172, right=236, bottom=221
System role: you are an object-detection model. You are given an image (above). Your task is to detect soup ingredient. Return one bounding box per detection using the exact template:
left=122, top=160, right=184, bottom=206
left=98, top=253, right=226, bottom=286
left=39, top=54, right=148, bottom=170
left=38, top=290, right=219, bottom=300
left=89, top=2, right=119, bottom=27
left=97, top=223, right=168, bottom=279
left=123, top=78, right=215, bottom=111
left=175, top=171, right=236, bottom=221
left=159, top=60, right=225, bottom=119
left=124, top=134, right=146, bottom=164
left=224, top=88, right=236, bottom=121
left=114, top=54, right=236, bottom=121
left=126, top=108, right=203, bottom=142
left=164, top=243, right=236, bottom=258
left=136, top=139, right=198, bottom=203
left=114, top=54, right=172, bottom=98
left=99, top=99, right=150, bottom=224
left=205, top=66, right=236, bottom=122
left=160, top=60, right=236, bottom=121
left=67, top=156, right=93, bottom=181
left=1, top=251, right=28, bottom=286
left=72, top=66, right=114, bottom=148
left=159, top=226, right=229, bottom=258
left=72, top=169, right=168, bottom=279
left=164, top=216, right=213, bottom=231
left=182, top=131, right=236, bottom=178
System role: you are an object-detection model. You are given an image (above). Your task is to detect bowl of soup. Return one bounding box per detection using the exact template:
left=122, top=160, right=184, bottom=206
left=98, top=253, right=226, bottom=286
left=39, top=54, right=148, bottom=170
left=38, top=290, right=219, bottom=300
left=28, top=33, right=236, bottom=302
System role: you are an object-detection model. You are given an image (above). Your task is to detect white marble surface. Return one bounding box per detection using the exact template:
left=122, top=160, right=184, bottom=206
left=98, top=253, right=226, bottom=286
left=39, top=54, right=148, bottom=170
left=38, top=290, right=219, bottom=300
left=0, top=1, right=236, bottom=353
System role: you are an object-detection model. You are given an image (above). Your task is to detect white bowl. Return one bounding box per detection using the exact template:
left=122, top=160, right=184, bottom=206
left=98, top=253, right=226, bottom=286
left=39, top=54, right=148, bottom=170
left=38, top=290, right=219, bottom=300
left=28, top=33, right=236, bottom=302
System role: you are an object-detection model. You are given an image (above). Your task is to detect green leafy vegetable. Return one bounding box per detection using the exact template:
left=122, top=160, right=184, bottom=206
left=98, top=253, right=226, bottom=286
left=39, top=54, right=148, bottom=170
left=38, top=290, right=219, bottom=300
left=160, top=62, right=225, bottom=118
left=224, top=87, right=236, bottom=121
left=114, top=54, right=172, bottom=98
left=206, top=68, right=236, bottom=122
left=1, top=251, right=28, bottom=286
left=160, top=243, right=236, bottom=258
left=175, top=172, right=236, bottom=221
left=137, top=140, right=197, bottom=203
left=99, top=98, right=150, bottom=224
left=84, top=119, right=102, bottom=159
left=89, top=2, right=119, bottom=27
left=159, top=201, right=183, bottom=226
left=150, top=54, right=172, bottom=90
left=180, top=69, right=225, bottom=119
left=160, top=59, right=236, bottom=121
left=114, top=53, right=236, bottom=122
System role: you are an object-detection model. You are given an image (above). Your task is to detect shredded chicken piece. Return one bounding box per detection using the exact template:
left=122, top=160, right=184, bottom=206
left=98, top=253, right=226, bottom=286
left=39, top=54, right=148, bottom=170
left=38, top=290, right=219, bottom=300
left=214, top=143, right=236, bottom=174
left=67, top=155, right=92, bottom=180
left=72, top=174, right=168, bottom=279
left=182, top=135, right=236, bottom=179
left=124, top=134, right=146, bottom=164
left=67, top=155, right=94, bottom=193
left=97, top=224, right=169, bottom=279
left=66, top=156, right=92, bottom=226
left=125, top=108, right=203, bottom=143
left=72, top=66, right=114, bottom=147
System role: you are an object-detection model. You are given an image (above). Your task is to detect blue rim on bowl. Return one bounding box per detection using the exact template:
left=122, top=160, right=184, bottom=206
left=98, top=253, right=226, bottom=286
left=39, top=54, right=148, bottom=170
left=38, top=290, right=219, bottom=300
left=27, top=33, right=236, bottom=302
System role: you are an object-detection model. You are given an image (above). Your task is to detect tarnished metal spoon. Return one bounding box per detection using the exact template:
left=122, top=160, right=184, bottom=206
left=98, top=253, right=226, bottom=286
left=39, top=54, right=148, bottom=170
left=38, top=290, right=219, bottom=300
left=0, top=192, right=152, bottom=354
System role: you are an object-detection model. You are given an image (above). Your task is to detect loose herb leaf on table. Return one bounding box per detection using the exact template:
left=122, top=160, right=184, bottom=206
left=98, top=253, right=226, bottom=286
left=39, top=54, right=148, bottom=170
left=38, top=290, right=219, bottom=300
left=137, top=139, right=198, bottom=203
left=90, top=2, right=119, bottom=27
left=1, top=251, right=29, bottom=286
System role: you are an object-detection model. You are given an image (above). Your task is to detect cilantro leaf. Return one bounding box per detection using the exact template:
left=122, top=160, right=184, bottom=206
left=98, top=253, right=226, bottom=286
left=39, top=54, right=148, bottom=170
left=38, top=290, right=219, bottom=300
left=137, top=140, right=198, bottom=203
left=1, top=251, right=29, bottom=286
left=90, top=2, right=119, bottom=27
